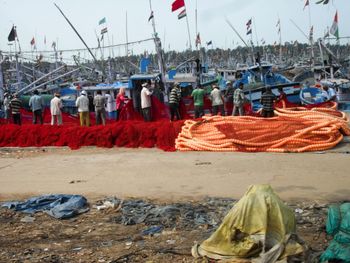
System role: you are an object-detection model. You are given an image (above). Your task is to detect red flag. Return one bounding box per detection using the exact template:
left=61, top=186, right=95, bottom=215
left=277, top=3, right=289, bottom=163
left=172, top=0, right=185, bottom=12
left=30, top=37, right=35, bottom=46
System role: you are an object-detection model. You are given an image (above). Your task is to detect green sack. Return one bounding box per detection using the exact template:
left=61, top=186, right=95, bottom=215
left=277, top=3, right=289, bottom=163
left=320, top=203, right=350, bottom=263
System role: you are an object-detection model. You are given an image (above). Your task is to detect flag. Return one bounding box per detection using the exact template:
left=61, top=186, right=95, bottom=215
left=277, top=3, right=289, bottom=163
left=44, top=36, right=46, bottom=45
left=172, top=0, right=185, bottom=12
left=101, top=27, right=108, bottom=35
left=8, top=26, right=17, bottom=42
left=316, top=0, right=329, bottom=4
left=246, top=18, right=252, bottom=29
left=206, top=40, right=212, bottom=46
left=261, top=38, right=266, bottom=45
left=330, top=11, right=339, bottom=39
left=52, top=41, right=56, bottom=49
left=195, top=33, right=201, bottom=47
left=178, top=8, right=186, bottom=19
left=99, top=17, right=106, bottom=25
left=30, top=37, right=35, bottom=46
left=303, top=0, right=309, bottom=10
left=246, top=28, right=252, bottom=35
left=148, top=11, right=154, bottom=22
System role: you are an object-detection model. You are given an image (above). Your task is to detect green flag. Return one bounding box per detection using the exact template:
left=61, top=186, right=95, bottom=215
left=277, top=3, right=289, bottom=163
left=99, top=17, right=106, bottom=25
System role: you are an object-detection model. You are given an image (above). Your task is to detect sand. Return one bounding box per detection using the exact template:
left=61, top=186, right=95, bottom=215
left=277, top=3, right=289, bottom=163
left=1, top=139, right=349, bottom=202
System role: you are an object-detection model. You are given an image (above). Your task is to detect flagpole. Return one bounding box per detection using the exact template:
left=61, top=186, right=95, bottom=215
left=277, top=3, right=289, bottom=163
left=13, top=27, right=21, bottom=91
left=195, top=0, right=198, bottom=51
left=184, top=1, right=192, bottom=51
left=249, top=19, right=255, bottom=65
left=125, top=11, right=129, bottom=57
left=278, top=17, right=282, bottom=64
left=307, top=2, right=315, bottom=70
left=253, top=17, right=259, bottom=48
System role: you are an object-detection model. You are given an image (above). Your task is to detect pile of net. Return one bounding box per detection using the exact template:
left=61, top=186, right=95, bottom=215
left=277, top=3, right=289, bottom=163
left=0, top=120, right=184, bottom=151
left=176, top=106, right=350, bottom=153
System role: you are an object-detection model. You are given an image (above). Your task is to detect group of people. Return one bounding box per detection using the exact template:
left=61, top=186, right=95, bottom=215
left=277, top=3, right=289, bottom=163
left=1, top=87, right=129, bottom=126
left=3, top=78, right=334, bottom=125
left=191, top=81, right=247, bottom=118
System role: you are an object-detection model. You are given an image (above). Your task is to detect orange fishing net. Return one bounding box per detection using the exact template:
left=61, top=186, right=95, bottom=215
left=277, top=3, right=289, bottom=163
left=175, top=105, right=350, bottom=153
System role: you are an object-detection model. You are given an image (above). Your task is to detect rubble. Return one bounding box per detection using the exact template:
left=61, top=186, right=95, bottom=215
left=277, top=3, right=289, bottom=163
left=0, top=197, right=332, bottom=262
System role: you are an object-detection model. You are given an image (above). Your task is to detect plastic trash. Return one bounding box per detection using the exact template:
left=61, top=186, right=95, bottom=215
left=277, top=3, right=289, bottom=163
left=142, top=226, right=163, bottom=236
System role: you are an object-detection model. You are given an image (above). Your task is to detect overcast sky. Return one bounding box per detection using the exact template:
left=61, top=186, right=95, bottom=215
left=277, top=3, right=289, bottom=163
left=0, top=0, right=348, bottom=56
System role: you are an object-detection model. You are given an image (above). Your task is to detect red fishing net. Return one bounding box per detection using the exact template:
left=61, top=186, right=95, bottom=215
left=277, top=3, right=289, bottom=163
left=0, top=96, right=343, bottom=152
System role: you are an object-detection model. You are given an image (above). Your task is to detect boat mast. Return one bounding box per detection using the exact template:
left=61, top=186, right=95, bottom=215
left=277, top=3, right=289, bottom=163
left=184, top=0, right=192, bottom=51
left=149, top=0, right=168, bottom=94
left=307, top=3, right=315, bottom=70
left=54, top=3, right=105, bottom=77
left=0, top=52, right=4, bottom=100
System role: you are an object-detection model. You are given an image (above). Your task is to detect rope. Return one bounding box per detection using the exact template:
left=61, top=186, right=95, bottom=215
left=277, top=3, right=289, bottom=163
left=175, top=104, right=350, bottom=153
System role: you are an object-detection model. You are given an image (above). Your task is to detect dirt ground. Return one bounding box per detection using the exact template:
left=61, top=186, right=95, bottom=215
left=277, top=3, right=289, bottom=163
left=0, top=141, right=349, bottom=262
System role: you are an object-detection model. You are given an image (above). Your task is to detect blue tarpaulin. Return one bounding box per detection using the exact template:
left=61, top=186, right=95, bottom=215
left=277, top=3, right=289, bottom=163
left=1, top=194, right=89, bottom=219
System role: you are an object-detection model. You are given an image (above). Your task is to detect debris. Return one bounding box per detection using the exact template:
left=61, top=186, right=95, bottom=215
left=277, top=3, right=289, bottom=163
left=195, top=162, right=212, bottom=166
left=96, top=200, right=116, bottom=211
left=69, top=180, right=87, bottom=184
left=295, top=208, right=304, bottom=214
left=1, top=194, right=89, bottom=219
left=109, top=197, right=234, bottom=229
left=166, top=239, right=176, bottom=245
left=20, top=216, right=35, bottom=223
left=142, top=226, right=163, bottom=236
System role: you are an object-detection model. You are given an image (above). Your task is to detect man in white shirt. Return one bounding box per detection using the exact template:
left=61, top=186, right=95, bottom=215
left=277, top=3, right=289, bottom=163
left=50, top=93, right=63, bottom=125
left=210, top=84, right=225, bottom=116
left=105, top=91, right=116, bottom=120
left=322, top=86, right=337, bottom=102
left=76, top=90, right=90, bottom=126
left=140, top=82, right=153, bottom=122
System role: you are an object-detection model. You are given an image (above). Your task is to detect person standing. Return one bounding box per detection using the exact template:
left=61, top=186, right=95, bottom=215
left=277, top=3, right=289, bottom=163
left=325, top=86, right=337, bottom=101
left=232, top=83, right=245, bottom=116
left=29, top=90, right=44, bottom=124
left=76, top=90, right=90, bottom=127
left=105, top=91, right=116, bottom=120
left=191, top=85, right=205, bottom=118
left=10, top=93, right=22, bottom=125
left=224, top=81, right=234, bottom=102
left=260, top=86, right=276, bottom=118
left=210, top=84, right=225, bottom=116
left=277, top=87, right=286, bottom=102
left=3, top=92, right=11, bottom=124
left=50, top=93, right=63, bottom=125
left=140, top=82, right=153, bottom=122
left=116, top=88, right=128, bottom=121
left=93, top=90, right=106, bottom=125
left=168, top=83, right=182, bottom=121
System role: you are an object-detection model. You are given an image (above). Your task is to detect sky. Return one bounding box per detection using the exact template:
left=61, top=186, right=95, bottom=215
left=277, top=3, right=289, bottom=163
left=0, top=0, right=348, bottom=58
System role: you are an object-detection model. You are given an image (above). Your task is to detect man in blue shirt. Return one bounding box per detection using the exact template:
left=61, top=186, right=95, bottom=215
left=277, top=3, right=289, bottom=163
left=29, top=90, right=44, bottom=124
